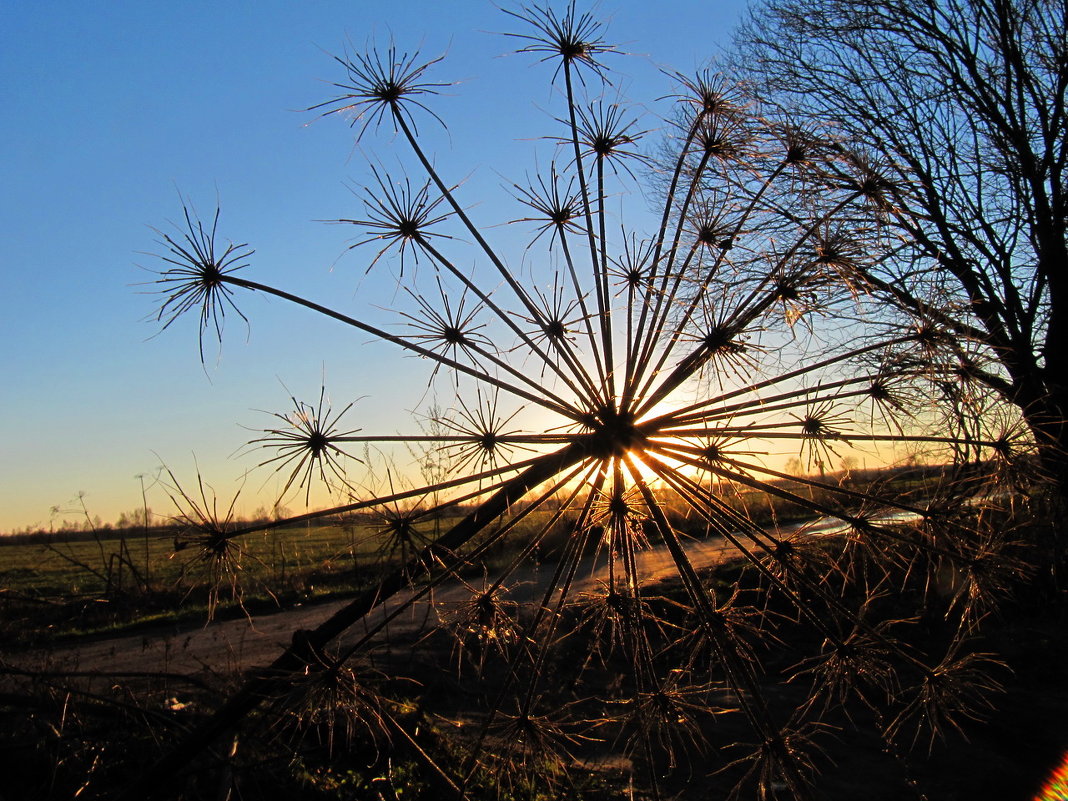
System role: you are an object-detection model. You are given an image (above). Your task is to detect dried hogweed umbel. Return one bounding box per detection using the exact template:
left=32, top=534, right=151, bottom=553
left=141, top=3, right=1027, bottom=798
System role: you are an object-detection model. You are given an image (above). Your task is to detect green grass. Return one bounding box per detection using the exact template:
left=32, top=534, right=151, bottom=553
left=2, top=523, right=361, bottom=596
left=0, top=521, right=412, bottom=640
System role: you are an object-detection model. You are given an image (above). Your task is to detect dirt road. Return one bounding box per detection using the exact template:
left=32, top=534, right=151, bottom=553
left=15, top=537, right=741, bottom=681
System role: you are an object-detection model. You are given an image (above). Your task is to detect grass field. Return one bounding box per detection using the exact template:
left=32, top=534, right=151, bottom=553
left=0, top=519, right=421, bottom=640
left=2, top=470, right=1062, bottom=801
left=3, top=523, right=365, bottom=597
left=0, top=504, right=580, bottom=639
left=0, top=465, right=944, bottom=642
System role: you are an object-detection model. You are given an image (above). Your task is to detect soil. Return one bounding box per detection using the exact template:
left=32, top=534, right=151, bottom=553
left=4, top=537, right=1067, bottom=800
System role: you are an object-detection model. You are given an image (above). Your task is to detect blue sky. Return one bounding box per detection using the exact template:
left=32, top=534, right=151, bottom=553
left=0, top=1, right=748, bottom=532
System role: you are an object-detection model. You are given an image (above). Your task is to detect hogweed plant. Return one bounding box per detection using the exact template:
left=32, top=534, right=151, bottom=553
left=137, top=4, right=1033, bottom=799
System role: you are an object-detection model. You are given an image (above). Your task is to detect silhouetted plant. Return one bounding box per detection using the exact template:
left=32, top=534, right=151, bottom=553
left=134, top=3, right=1035, bottom=799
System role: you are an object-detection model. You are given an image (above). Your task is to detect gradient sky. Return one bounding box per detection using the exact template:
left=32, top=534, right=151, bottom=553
left=0, top=0, right=749, bottom=533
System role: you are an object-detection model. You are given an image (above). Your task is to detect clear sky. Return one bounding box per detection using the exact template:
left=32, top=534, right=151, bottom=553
left=0, top=0, right=749, bottom=533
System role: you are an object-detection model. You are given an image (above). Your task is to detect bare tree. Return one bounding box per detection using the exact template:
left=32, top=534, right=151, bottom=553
left=735, top=0, right=1068, bottom=495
